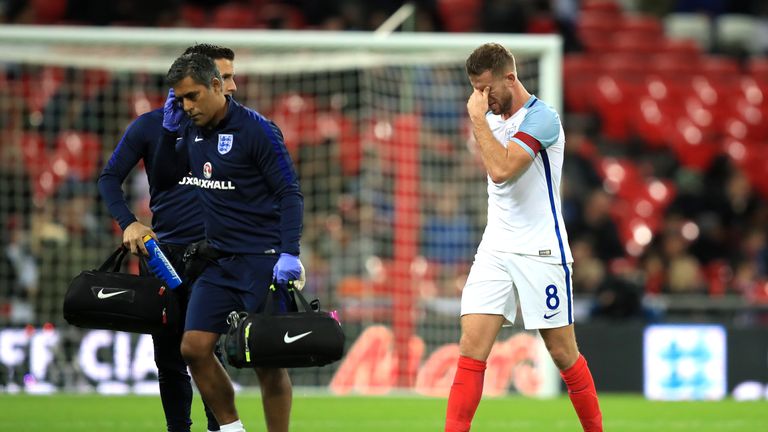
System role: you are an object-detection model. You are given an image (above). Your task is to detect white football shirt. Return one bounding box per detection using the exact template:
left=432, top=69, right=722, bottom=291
left=477, top=95, right=573, bottom=263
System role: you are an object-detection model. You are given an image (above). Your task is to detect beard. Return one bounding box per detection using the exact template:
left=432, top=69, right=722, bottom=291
left=489, top=93, right=512, bottom=115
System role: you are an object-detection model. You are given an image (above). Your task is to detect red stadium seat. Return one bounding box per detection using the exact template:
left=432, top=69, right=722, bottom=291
left=659, top=38, right=702, bottom=60
left=596, top=157, right=644, bottom=197
left=705, top=260, right=733, bottom=296
left=650, top=53, right=701, bottom=80
left=82, top=69, right=111, bottom=100
left=668, top=117, right=720, bottom=171
left=271, top=93, right=319, bottom=156
left=22, top=66, right=65, bottom=114
left=645, top=178, right=676, bottom=209
left=600, top=53, right=649, bottom=80
left=527, top=16, right=557, bottom=34
left=698, top=56, right=741, bottom=79
left=592, top=75, right=641, bottom=141
left=130, top=89, right=164, bottom=117
left=746, top=57, right=768, bottom=84
left=578, top=31, right=617, bottom=53
left=563, top=54, right=602, bottom=113
left=19, top=132, right=47, bottom=178
left=314, top=110, right=361, bottom=175
left=258, top=3, right=306, bottom=29
left=737, top=77, right=766, bottom=108
left=181, top=5, right=207, bottom=28
left=31, top=0, right=66, bottom=24
left=684, top=97, right=718, bottom=137
left=632, top=96, right=674, bottom=148
left=209, top=3, right=259, bottom=29
left=724, top=138, right=768, bottom=199
left=619, top=15, right=663, bottom=36
left=611, top=32, right=662, bottom=55
left=56, top=131, right=101, bottom=181
left=580, top=0, right=623, bottom=16
left=437, top=0, right=481, bottom=32
left=577, top=12, right=622, bottom=39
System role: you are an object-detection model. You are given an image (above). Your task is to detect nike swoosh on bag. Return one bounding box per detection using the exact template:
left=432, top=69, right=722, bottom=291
left=97, top=289, right=128, bottom=299
left=283, top=331, right=312, bottom=344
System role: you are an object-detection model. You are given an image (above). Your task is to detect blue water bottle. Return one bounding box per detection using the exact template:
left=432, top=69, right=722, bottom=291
left=143, top=235, right=183, bottom=289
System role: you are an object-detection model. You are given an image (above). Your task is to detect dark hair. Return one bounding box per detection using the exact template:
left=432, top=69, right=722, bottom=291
left=465, top=43, right=516, bottom=77
left=166, top=53, right=222, bottom=88
left=183, top=43, right=235, bottom=61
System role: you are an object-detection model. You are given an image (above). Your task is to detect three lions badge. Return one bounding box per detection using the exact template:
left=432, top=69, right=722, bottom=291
left=218, top=134, right=233, bottom=154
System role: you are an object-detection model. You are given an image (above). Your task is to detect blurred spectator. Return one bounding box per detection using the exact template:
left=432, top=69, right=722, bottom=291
left=481, top=0, right=530, bottom=34
left=571, top=238, right=606, bottom=295
left=591, top=274, right=645, bottom=320
left=32, top=179, right=113, bottom=319
left=561, top=131, right=601, bottom=226
left=568, top=190, right=625, bottom=262
left=421, top=183, right=475, bottom=265
left=2, top=216, right=38, bottom=300
left=317, top=194, right=374, bottom=292
left=666, top=254, right=706, bottom=294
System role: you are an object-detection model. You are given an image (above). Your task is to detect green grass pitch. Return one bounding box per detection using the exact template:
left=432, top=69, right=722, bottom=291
left=1, top=392, right=766, bottom=431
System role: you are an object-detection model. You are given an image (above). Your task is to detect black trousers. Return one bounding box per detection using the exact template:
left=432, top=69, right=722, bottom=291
left=141, top=243, right=220, bottom=432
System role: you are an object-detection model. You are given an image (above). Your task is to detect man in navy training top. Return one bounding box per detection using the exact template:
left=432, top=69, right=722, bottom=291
left=97, top=44, right=237, bottom=432
left=154, top=52, right=303, bottom=432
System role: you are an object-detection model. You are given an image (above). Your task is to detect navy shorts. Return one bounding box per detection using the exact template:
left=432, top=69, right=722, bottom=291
left=185, top=254, right=294, bottom=334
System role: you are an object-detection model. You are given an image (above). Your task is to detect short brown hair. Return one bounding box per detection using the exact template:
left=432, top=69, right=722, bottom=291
left=465, top=43, right=516, bottom=77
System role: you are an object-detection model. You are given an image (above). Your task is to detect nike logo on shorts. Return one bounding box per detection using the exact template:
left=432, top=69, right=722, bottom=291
left=543, top=311, right=561, bottom=319
left=284, top=331, right=312, bottom=344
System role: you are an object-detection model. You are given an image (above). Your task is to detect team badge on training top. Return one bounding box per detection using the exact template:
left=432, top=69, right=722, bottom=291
left=504, top=125, right=518, bottom=142
left=218, top=134, right=233, bottom=154
left=203, top=162, right=213, bottom=179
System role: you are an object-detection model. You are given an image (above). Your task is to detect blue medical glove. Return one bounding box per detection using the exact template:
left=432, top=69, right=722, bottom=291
left=272, top=253, right=302, bottom=286
left=162, top=88, right=184, bottom=132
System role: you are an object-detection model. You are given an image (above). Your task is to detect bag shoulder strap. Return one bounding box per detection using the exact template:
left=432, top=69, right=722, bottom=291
left=97, top=246, right=129, bottom=272
left=292, top=286, right=314, bottom=312
left=262, top=282, right=318, bottom=315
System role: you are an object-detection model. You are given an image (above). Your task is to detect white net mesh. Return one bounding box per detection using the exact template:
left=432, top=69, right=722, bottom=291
left=0, top=27, right=559, bottom=390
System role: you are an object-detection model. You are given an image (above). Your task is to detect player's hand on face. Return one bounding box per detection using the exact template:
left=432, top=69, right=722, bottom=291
left=467, top=87, right=490, bottom=122
left=162, top=88, right=184, bottom=133
left=123, top=221, right=156, bottom=256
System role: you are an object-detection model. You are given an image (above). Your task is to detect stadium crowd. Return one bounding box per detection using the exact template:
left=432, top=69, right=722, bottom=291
left=0, top=0, right=767, bottom=328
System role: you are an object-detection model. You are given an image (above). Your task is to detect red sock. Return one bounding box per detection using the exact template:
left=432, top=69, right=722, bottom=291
left=445, top=356, right=486, bottom=432
left=560, top=354, right=603, bottom=432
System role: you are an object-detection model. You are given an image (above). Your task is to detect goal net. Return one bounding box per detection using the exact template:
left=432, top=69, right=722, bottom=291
left=0, top=26, right=562, bottom=395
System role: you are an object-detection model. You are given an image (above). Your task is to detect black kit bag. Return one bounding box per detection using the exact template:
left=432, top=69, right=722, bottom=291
left=224, top=284, right=345, bottom=368
left=63, top=246, right=180, bottom=334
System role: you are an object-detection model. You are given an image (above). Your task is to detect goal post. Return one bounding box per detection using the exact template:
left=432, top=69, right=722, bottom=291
left=0, top=26, right=562, bottom=395
left=0, top=25, right=562, bottom=109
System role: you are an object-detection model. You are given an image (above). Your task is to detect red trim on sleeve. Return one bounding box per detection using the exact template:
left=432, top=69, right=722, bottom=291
left=513, top=131, right=541, bottom=156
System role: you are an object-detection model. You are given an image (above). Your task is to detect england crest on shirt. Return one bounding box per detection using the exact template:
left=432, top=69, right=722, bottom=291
left=218, top=134, right=233, bottom=154
left=504, top=126, right=518, bottom=142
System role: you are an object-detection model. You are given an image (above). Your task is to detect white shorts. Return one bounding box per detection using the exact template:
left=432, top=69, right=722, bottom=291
left=460, top=248, right=574, bottom=330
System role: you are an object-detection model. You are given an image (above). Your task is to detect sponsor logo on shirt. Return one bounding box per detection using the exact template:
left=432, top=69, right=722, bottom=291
left=179, top=177, right=236, bottom=190
left=203, top=162, right=213, bottom=179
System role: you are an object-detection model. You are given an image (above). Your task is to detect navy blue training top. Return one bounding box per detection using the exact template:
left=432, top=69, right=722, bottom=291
left=153, top=97, right=303, bottom=255
left=97, top=109, right=204, bottom=245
